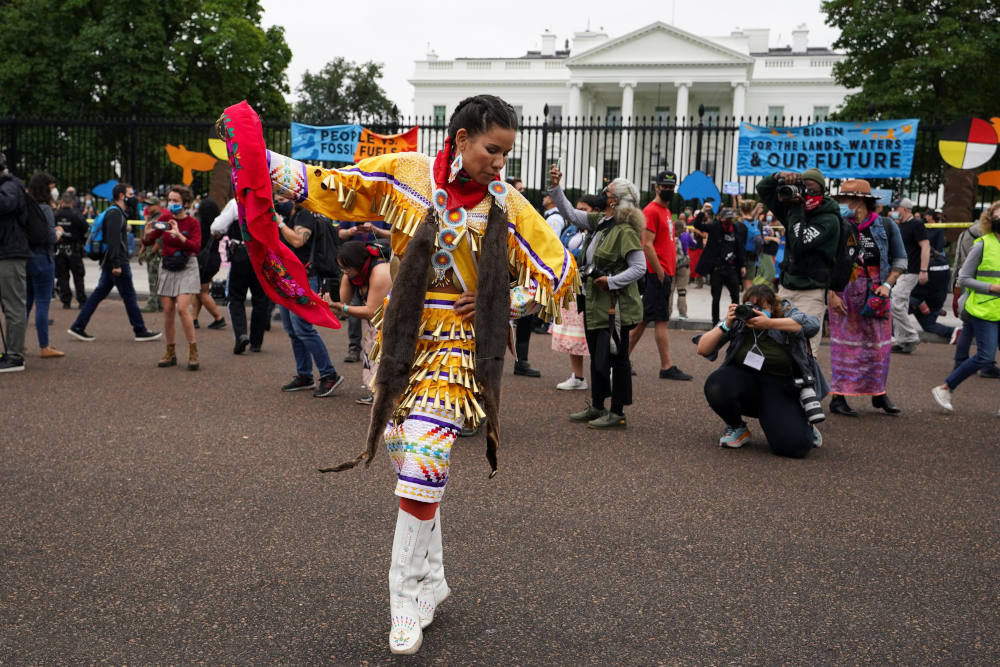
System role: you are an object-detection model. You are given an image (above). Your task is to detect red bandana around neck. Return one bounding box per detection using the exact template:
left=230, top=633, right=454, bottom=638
left=432, top=137, right=498, bottom=211
left=348, top=245, right=380, bottom=287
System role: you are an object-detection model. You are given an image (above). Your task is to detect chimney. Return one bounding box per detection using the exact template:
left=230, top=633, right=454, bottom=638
left=426, top=48, right=439, bottom=61
left=744, top=28, right=770, bottom=54
left=792, top=24, right=808, bottom=53
left=541, top=30, right=557, bottom=57
left=572, top=28, right=609, bottom=54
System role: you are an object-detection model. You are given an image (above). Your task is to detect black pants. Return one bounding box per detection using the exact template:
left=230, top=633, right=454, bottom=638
left=584, top=319, right=634, bottom=414
left=55, top=249, right=86, bottom=305
left=514, top=314, right=536, bottom=362
left=227, top=259, right=268, bottom=346
left=347, top=291, right=363, bottom=351
left=710, top=265, right=741, bottom=325
left=703, top=365, right=813, bottom=458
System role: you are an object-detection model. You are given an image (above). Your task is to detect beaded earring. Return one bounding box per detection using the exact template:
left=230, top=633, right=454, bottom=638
left=448, top=152, right=463, bottom=183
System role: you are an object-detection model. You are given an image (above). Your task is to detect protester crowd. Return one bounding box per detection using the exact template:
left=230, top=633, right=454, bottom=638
left=2, top=148, right=998, bottom=458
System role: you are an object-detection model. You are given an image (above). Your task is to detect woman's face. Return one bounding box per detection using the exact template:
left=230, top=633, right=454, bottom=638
left=167, top=191, right=183, bottom=207
left=576, top=200, right=593, bottom=213
left=456, top=126, right=516, bottom=186
left=339, top=263, right=359, bottom=280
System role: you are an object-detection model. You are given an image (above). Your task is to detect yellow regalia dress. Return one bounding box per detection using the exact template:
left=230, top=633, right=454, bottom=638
left=268, top=149, right=578, bottom=501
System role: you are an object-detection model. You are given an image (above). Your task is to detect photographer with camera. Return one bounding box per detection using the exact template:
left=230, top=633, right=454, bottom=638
left=691, top=205, right=747, bottom=326
left=696, top=284, right=826, bottom=456
left=549, top=166, right=645, bottom=429
left=756, top=168, right=841, bottom=358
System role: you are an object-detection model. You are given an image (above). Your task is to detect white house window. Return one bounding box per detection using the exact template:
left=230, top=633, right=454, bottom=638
left=606, top=106, right=622, bottom=126
left=506, top=157, right=522, bottom=179
left=547, top=105, right=562, bottom=127
left=653, top=106, right=671, bottom=125
left=703, top=106, right=721, bottom=125
left=767, top=106, right=784, bottom=124
left=813, top=106, right=830, bottom=121
left=513, top=105, right=523, bottom=121
left=433, top=105, right=446, bottom=126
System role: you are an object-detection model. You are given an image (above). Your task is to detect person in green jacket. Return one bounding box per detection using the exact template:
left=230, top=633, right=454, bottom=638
left=756, top=168, right=840, bottom=358
left=549, top=165, right=644, bottom=429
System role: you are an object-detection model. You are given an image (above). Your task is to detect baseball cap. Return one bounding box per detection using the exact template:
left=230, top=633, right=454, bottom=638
left=655, top=170, right=677, bottom=186
left=890, top=197, right=915, bottom=209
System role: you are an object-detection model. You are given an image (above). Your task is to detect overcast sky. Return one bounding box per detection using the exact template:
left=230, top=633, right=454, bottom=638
left=260, top=0, right=840, bottom=117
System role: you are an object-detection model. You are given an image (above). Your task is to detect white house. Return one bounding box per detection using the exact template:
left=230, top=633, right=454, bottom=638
left=410, top=21, right=854, bottom=189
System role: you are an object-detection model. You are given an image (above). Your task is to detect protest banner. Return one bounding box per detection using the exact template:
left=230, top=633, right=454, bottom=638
left=291, top=123, right=418, bottom=162
left=737, top=119, right=919, bottom=178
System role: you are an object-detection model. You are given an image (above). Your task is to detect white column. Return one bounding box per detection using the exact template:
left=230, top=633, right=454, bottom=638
left=730, top=81, right=747, bottom=180
left=672, top=81, right=691, bottom=171
left=566, top=83, right=582, bottom=188
left=619, top=81, right=636, bottom=177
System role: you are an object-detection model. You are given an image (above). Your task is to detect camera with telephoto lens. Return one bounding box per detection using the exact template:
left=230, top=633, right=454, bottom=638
left=776, top=175, right=803, bottom=202
left=732, top=303, right=757, bottom=321
left=581, top=265, right=607, bottom=281
left=793, top=376, right=825, bottom=424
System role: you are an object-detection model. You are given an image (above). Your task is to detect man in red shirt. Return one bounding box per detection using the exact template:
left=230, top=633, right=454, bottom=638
left=628, top=171, right=692, bottom=381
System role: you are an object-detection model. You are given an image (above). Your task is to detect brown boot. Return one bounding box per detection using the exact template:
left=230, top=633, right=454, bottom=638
left=158, top=344, right=177, bottom=367
left=187, top=342, right=199, bottom=371
left=40, top=346, right=65, bottom=358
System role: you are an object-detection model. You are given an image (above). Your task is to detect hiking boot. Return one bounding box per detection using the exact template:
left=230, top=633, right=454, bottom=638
left=587, top=411, right=626, bottom=429
left=314, top=373, right=345, bottom=397
left=719, top=424, right=751, bottom=448
left=0, top=354, right=25, bottom=373
left=233, top=335, right=250, bottom=355
left=187, top=343, right=199, bottom=371
left=206, top=317, right=227, bottom=330
left=343, top=348, right=362, bottom=363
left=872, top=394, right=901, bottom=414
left=67, top=326, right=95, bottom=341
left=134, top=330, right=162, bottom=342
left=40, top=346, right=65, bottom=358
left=282, top=375, right=315, bottom=392
left=830, top=394, right=858, bottom=417
left=659, top=365, right=692, bottom=381
left=158, top=344, right=177, bottom=367
left=569, top=404, right=606, bottom=422
left=513, top=361, right=541, bottom=377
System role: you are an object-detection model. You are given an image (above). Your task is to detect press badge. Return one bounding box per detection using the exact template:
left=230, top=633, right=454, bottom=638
left=743, top=347, right=765, bottom=371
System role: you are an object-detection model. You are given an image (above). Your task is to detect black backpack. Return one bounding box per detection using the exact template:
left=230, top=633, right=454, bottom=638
left=23, top=198, right=51, bottom=249
left=308, top=217, right=342, bottom=280
left=828, top=213, right=860, bottom=293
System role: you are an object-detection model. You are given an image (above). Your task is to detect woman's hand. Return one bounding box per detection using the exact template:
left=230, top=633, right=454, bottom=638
left=455, top=290, right=477, bottom=322
left=549, top=164, right=562, bottom=189
left=745, top=309, right=772, bottom=330
left=724, top=303, right=738, bottom=330
left=829, top=291, right=848, bottom=315
left=593, top=276, right=609, bottom=291
left=169, top=219, right=181, bottom=239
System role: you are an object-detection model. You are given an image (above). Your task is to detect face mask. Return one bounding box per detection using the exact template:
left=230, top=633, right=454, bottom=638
left=125, top=196, right=138, bottom=207
left=765, top=214, right=773, bottom=222
left=760, top=309, right=771, bottom=318
left=889, top=211, right=900, bottom=220
left=839, top=204, right=853, bottom=219
left=51, top=188, right=59, bottom=202
left=85, top=199, right=93, bottom=206
left=167, top=202, right=184, bottom=214
left=658, top=190, right=671, bottom=202
left=274, top=201, right=294, bottom=218
left=804, top=194, right=822, bottom=211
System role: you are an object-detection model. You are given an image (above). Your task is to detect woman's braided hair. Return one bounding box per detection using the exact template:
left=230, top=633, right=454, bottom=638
left=447, top=95, right=518, bottom=144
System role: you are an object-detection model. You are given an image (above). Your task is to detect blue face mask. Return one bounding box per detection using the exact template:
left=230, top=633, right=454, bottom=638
left=167, top=202, right=183, bottom=214
left=839, top=204, right=853, bottom=219
left=759, top=309, right=771, bottom=318
left=889, top=210, right=900, bottom=220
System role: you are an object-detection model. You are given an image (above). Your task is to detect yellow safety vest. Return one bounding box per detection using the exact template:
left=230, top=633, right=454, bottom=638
left=965, top=233, right=1000, bottom=322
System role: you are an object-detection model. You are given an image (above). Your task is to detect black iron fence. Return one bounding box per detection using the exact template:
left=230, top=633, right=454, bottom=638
left=2, top=111, right=995, bottom=213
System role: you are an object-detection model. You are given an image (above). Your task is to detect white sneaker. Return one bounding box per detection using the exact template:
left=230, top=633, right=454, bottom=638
left=556, top=375, right=588, bottom=391
left=931, top=385, right=953, bottom=411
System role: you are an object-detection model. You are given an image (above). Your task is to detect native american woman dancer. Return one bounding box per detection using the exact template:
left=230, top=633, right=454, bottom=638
left=219, top=96, right=578, bottom=654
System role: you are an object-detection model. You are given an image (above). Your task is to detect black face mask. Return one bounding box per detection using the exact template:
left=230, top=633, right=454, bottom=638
left=274, top=201, right=294, bottom=218
left=658, top=189, right=673, bottom=202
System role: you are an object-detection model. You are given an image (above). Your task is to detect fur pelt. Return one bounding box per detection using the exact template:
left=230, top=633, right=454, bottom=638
left=473, top=202, right=512, bottom=478
left=616, top=205, right=646, bottom=237
left=319, top=208, right=438, bottom=473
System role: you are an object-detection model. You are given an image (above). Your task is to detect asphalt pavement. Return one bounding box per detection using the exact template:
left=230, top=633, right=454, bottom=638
left=1, top=283, right=996, bottom=664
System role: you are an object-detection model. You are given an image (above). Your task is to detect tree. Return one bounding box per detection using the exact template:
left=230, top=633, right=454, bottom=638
left=0, top=0, right=291, bottom=120
left=293, top=58, right=397, bottom=125
left=823, top=0, right=1000, bottom=120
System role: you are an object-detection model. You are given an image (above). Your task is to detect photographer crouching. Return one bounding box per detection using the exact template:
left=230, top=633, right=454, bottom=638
left=696, top=284, right=827, bottom=457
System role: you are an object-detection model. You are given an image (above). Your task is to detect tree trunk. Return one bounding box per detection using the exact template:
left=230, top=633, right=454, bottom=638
left=942, top=167, right=978, bottom=243
left=210, top=162, right=233, bottom=206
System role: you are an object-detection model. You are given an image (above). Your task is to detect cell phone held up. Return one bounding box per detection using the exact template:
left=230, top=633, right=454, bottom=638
left=152, top=221, right=171, bottom=232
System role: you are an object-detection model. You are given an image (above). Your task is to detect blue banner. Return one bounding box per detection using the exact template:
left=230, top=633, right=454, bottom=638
left=290, top=122, right=363, bottom=161
left=737, top=119, right=920, bottom=178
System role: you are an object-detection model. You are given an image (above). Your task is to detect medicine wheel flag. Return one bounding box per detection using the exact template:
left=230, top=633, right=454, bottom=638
left=938, top=117, right=1000, bottom=169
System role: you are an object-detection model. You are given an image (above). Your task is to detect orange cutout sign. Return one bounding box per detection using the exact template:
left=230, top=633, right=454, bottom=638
left=353, top=126, right=419, bottom=162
